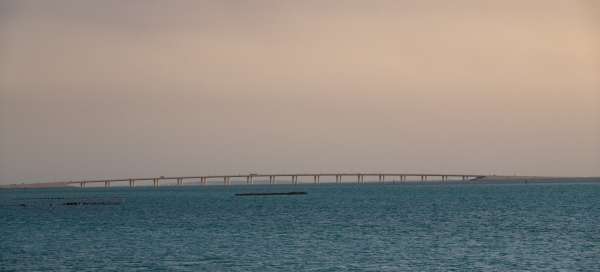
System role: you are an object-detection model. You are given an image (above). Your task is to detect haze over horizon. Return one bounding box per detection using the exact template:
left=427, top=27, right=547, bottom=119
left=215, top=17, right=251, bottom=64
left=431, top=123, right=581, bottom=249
left=1, top=0, right=599, bottom=184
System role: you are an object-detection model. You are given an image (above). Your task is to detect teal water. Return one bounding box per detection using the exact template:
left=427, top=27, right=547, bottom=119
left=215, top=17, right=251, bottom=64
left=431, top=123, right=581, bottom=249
left=2, top=182, right=600, bottom=271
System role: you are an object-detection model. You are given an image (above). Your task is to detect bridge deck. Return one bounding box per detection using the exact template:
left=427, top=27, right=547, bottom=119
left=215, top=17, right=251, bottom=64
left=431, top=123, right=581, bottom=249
left=58, top=173, right=487, bottom=187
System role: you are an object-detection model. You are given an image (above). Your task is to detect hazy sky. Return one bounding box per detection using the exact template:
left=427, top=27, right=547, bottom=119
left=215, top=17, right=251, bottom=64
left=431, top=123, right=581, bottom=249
left=1, top=0, right=599, bottom=183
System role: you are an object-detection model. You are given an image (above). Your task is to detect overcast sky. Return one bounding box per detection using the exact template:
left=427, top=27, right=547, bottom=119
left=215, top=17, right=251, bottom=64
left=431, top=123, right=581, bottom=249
left=1, top=0, right=599, bottom=183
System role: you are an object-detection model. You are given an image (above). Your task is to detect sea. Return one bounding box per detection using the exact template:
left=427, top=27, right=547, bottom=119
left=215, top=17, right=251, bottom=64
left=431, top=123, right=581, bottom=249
left=1, top=182, right=600, bottom=271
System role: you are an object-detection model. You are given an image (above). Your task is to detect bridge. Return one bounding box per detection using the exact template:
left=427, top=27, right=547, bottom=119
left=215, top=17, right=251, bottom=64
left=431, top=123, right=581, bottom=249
left=62, top=173, right=487, bottom=188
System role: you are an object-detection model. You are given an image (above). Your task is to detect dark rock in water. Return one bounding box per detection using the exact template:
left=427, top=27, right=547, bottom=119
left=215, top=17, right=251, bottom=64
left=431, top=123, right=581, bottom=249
left=61, top=201, right=122, bottom=206
left=60, top=198, right=124, bottom=206
left=235, top=192, right=307, bottom=196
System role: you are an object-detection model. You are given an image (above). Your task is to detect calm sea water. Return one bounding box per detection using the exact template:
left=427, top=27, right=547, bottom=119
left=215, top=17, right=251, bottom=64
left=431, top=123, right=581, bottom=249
left=2, top=182, right=600, bottom=271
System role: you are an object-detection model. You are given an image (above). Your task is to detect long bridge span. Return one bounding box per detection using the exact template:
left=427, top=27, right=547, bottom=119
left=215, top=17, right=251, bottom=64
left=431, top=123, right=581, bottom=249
left=60, top=173, right=487, bottom=188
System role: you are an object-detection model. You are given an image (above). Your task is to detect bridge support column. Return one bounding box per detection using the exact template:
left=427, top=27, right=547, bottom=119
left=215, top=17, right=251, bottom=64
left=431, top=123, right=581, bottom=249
left=105, top=181, right=110, bottom=188
left=80, top=182, right=85, bottom=188
left=292, top=176, right=298, bottom=185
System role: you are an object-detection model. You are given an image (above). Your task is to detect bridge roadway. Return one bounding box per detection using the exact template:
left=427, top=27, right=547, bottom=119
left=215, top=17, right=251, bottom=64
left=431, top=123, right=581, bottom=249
left=66, top=173, right=487, bottom=188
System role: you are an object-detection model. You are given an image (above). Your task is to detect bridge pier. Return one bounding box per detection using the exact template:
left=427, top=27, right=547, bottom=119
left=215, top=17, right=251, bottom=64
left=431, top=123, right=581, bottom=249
left=80, top=182, right=85, bottom=188
left=292, top=176, right=298, bottom=185
left=313, top=175, right=319, bottom=184
left=129, top=179, right=135, bottom=188
left=104, top=180, right=110, bottom=188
